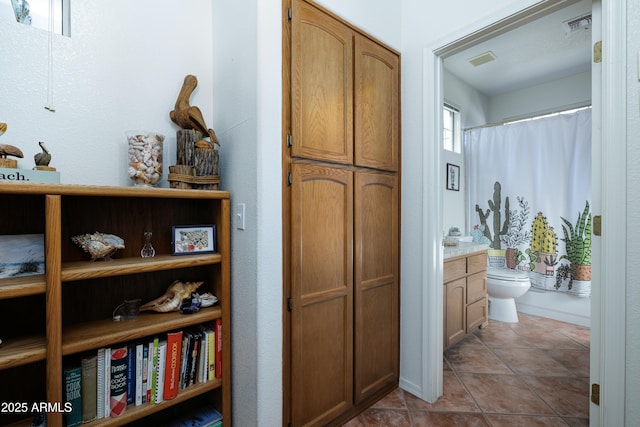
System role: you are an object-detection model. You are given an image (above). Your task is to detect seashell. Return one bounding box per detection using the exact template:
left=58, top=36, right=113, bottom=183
left=140, top=280, right=204, bottom=313
left=71, top=232, right=125, bottom=261
left=199, top=292, right=218, bottom=307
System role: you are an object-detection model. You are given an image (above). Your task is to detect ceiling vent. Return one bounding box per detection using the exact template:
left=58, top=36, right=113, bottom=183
left=563, top=13, right=592, bottom=35
left=467, top=51, right=497, bottom=67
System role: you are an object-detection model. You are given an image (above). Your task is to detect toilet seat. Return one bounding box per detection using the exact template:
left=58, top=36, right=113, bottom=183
left=487, top=267, right=530, bottom=282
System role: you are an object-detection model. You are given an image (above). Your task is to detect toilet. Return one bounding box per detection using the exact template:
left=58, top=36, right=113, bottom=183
left=486, top=267, right=531, bottom=323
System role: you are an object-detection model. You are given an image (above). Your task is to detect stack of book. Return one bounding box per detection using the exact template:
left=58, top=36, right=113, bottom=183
left=63, top=319, right=223, bottom=424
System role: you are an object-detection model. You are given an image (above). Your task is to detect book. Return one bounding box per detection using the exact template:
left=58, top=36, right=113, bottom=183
left=163, top=331, right=183, bottom=400
left=0, top=167, right=60, bottom=184
left=154, top=339, right=167, bottom=404
left=171, top=406, right=222, bottom=427
left=110, top=346, right=128, bottom=417
left=188, top=329, right=201, bottom=386
left=195, top=325, right=208, bottom=383
left=97, top=349, right=105, bottom=419
left=80, top=355, right=98, bottom=423
left=63, top=366, right=82, bottom=427
left=135, top=342, right=144, bottom=406
left=147, top=339, right=155, bottom=403
left=215, top=319, right=222, bottom=379
left=142, top=342, right=149, bottom=403
left=104, top=347, right=111, bottom=417
left=204, top=326, right=216, bottom=381
left=181, top=330, right=194, bottom=389
left=126, top=343, right=135, bottom=406
left=178, top=331, right=190, bottom=390
left=149, top=337, right=159, bottom=403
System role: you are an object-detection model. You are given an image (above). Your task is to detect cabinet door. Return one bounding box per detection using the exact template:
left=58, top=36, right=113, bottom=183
left=467, top=271, right=487, bottom=304
left=354, top=34, right=399, bottom=171
left=444, top=278, right=466, bottom=348
left=290, top=162, right=353, bottom=426
left=292, top=0, right=353, bottom=165
left=354, top=171, right=399, bottom=404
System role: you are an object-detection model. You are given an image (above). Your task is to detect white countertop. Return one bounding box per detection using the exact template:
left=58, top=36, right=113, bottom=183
left=443, top=242, right=489, bottom=259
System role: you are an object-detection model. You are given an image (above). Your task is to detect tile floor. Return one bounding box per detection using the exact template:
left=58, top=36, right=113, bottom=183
left=344, top=313, right=590, bottom=426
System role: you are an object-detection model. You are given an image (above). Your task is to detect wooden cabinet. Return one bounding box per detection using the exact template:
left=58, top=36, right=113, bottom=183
left=443, top=252, right=488, bottom=349
left=285, top=2, right=400, bottom=424
left=0, top=183, right=230, bottom=427
left=291, top=0, right=399, bottom=172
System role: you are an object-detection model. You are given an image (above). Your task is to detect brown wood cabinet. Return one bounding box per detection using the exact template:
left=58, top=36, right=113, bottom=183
left=285, top=1, right=401, bottom=425
left=443, top=251, right=488, bottom=349
left=0, top=183, right=230, bottom=427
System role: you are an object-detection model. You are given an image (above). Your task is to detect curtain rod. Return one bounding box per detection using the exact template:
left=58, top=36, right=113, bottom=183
left=463, top=104, right=591, bottom=132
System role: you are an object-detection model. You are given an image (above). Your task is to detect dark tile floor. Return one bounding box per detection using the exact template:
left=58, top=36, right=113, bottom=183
left=344, top=313, right=590, bottom=426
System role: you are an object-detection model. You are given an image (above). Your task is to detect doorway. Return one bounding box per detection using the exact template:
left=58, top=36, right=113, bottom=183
left=419, top=0, right=626, bottom=425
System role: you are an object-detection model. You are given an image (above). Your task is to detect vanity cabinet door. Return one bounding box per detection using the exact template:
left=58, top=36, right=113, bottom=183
left=444, top=278, right=466, bottom=348
left=467, top=272, right=487, bottom=304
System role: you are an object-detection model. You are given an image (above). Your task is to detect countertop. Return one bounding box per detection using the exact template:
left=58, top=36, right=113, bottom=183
left=443, top=241, right=489, bottom=259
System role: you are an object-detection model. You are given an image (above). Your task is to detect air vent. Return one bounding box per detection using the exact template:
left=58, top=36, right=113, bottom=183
left=563, top=13, right=592, bottom=35
left=467, top=51, right=497, bottom=67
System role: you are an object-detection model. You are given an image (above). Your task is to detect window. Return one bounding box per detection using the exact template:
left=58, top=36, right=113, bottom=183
left=443, top=104, right=461, bottom=153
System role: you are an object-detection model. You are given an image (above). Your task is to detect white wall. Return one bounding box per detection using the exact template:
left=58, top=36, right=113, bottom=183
left=0, top=0, right=214, bottom=185
left=625, top=0, right=640, bottom=423
left=488, top=70, right=591, bottom=123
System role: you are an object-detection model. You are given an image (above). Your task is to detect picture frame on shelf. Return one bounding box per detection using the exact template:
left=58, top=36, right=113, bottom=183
left=446, top=163, right=460, bottom=191
left=0, top=233, right=45, bottom=278
left=171, top=225, right=216, bottom=255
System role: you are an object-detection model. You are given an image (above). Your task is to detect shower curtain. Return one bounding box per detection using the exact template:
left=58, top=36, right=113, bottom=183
left=464, top=108, right=592, bottom=297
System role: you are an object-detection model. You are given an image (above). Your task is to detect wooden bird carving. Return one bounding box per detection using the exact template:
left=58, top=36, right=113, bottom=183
left=34, top=141, right=51, bottom=166
left=0, top=144, right=23, bottom=159
left=170, top=75, right=219, bottom=146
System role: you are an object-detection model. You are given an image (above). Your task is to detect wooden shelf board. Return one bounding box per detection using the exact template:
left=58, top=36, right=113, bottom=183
left=62, top=307, right=222, bottom=355
left=0, top=275, right=46, bottom=299
left=61, top=254, right=222, bottom=282
left=0, top=335, right=46, bottom=370
left=82, top=380, right=222, bottom=427
left=0, top=182, right=230, bottom=200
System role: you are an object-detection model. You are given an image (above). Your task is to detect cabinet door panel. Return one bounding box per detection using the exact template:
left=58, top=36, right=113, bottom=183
left=445, top=278, right=466, bottom=348
left=354, top=171, right=399, bottom=403
left=292, top=0, right=353, bottom=165
left=291, top=163, right=353, bottom=426
left=354, top=35, right=399, bottom=171
left=444, top=258, right=466, bottom=282
left=467, top=297, right=488, bottom=332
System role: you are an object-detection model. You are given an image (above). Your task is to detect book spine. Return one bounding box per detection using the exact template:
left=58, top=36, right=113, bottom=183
left=150, top=337, right=160, bottom=403
left=104, top=347, right=111, bottom=417
left=126, top=343, right=135, bottom=406
left=96, top=349, right=105, bottom=419
left=81, top=356, right=98, bottom=422
left=135, top=343, right=144, bottom=406
left=164, top=331, right=183, bottom=400
left=146, top=340, right=154, bottom=403
left=179, top=332, right=189, bottom=390
left=110, top=346, right=128, bottom=417
left=155, top=340, right=167, bottom=404
left=215, top=319, right=222, bottom=379
left=207, top=327, right=216, bottom=381
left=142, top=343, right=149, bottom=404
left=63, top=367, right=83, bottom=427
left=189, top=331, right=201, bottom=386
left=197, top=326, right=207, bottom=383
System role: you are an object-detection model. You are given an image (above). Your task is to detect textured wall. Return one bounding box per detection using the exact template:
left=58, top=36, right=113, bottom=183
left=0, top=0, right=214, bottom=186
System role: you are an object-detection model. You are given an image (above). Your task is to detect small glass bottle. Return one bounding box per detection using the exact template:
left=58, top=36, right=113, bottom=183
left=140, top=231, right=156, bottom=258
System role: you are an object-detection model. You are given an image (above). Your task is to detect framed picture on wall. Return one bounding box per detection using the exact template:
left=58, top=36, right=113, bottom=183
left=446, top=163, right=460, bottom=191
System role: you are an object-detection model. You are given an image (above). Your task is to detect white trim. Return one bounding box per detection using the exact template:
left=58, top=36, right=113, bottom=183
left=599, top=0, right=627, bottom=424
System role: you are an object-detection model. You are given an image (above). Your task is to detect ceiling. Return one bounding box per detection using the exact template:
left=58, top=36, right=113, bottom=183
left=443, top=0, right=592, bottom=97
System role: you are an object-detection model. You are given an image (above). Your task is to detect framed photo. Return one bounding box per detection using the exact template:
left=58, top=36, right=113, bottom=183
left=446, top=163, right=460, bottom=191
left=172, top=225, right=216, bottom=255
left=0, top=234, right=45, bottom=278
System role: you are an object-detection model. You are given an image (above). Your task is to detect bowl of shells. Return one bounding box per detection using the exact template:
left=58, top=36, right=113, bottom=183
left=126, top=131, right=164, bottom=187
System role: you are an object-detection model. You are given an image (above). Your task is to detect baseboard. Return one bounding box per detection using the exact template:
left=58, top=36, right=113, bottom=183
left=516, top=301, right=590, bottom=327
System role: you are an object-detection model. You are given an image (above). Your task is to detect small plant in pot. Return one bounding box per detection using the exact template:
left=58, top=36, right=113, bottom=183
left=559, top=200, right=592, bottom=283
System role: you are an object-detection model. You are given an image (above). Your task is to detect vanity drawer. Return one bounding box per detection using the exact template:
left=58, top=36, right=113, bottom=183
left=467, top=253, right=487, bottom=274
left=467, top=272, right=487, bottom=303
left=444, top=258, right=466, bottom=282
left=467, top=297, right=487, bottom=331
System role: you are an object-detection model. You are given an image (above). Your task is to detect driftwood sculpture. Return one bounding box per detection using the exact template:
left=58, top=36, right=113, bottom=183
left=170, top=75, right=219, bottom=147
left=0, top=122, right=23, bottom=168
left=140, top=280, right=204, bottom=313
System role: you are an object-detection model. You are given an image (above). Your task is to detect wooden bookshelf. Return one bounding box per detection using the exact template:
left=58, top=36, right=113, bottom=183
left=0, top=183, right=231, bottom=427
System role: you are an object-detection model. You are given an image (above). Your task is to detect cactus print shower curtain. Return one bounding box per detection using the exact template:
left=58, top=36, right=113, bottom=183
left=464, top=108, right=592, bottom=296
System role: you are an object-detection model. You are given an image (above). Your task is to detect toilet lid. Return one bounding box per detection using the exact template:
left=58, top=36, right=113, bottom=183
left=487, top=267, right=530, bottom=282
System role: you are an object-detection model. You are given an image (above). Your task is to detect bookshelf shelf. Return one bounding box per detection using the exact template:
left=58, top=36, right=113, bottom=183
left=0, top=275, right=47, bottom=299
left=0, top=183, right=231, bottom=427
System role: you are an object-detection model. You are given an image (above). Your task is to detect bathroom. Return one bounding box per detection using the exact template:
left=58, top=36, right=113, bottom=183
left=442, top=0, right=593, bottom=328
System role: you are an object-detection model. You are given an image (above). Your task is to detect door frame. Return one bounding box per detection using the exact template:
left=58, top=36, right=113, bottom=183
left=421, top=0, right=627, bottom=424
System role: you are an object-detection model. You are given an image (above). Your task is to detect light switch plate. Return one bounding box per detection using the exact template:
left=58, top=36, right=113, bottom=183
left=235, top=203, right=246, bottom=230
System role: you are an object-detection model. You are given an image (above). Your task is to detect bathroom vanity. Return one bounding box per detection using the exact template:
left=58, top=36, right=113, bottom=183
left=443, top=244, right=489, bottom=348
